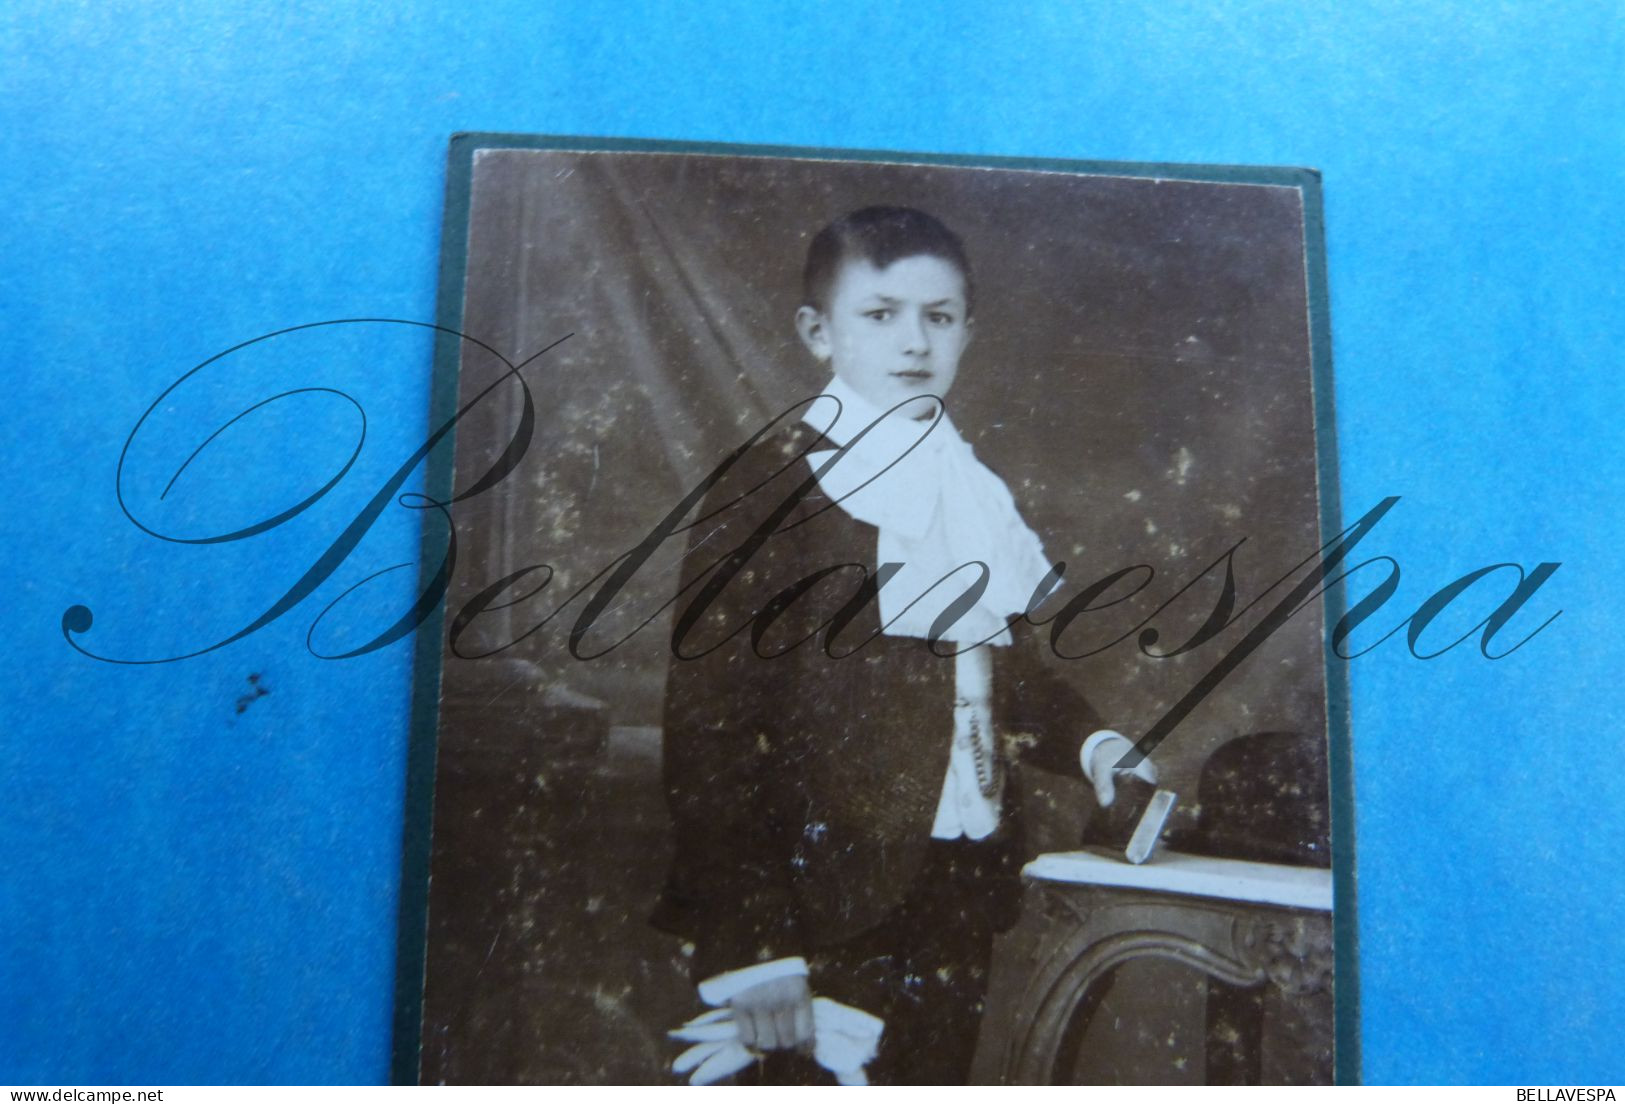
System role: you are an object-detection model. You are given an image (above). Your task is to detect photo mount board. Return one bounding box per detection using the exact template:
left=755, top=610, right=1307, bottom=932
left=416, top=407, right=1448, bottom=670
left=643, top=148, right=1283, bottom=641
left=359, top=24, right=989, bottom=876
left=392, top=133, right=1356, bottom=1086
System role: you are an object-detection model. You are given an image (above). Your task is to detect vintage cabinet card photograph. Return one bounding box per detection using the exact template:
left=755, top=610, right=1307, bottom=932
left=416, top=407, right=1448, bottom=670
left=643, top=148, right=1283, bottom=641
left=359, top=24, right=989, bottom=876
left=395, top=135, right=1353, bottom=1085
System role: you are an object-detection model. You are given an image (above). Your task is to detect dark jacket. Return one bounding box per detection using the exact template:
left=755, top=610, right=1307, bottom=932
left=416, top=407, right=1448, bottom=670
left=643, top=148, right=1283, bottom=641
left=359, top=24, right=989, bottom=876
left=651, top=422, right=1104, bottom=978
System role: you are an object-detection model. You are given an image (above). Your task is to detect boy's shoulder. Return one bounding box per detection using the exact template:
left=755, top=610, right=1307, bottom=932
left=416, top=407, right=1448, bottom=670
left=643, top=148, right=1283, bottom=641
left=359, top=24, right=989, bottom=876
left=712, top=419, right=832, bottom=491
left=688, top=418, right=850, bottom=547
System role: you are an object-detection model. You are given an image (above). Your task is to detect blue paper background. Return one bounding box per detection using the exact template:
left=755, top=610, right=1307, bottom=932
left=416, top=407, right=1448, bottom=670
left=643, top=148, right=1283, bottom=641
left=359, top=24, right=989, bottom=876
left=3, top=0, right=1621, bottom=1085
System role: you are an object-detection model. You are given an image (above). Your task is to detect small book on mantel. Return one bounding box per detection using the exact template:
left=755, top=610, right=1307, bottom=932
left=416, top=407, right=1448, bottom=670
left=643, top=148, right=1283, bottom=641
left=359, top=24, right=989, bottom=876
left=1081, top=777, right=1179, bottom=865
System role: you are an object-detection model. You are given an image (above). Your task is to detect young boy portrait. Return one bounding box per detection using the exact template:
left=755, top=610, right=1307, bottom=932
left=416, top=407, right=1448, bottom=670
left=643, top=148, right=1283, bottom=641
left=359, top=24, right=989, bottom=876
left=417, top=145, right=1336, bottom=1087
left=654, top=206, right=1156, bottom=1085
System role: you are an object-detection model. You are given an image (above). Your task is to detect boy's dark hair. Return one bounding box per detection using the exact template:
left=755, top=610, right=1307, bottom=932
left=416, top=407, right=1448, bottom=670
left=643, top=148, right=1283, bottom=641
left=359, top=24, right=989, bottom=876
left=802, top=206, right=975, bottom=316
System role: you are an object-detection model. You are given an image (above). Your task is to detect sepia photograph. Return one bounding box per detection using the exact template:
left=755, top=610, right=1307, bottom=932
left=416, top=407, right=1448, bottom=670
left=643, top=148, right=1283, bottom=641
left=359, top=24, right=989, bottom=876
left=405, top=138, right=1348, bottom=1085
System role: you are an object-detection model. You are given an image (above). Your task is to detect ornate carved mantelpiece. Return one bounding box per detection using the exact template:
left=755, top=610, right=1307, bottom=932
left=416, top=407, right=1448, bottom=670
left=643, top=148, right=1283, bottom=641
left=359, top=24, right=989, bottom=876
left=988, top=850, right=1335, bottom=1085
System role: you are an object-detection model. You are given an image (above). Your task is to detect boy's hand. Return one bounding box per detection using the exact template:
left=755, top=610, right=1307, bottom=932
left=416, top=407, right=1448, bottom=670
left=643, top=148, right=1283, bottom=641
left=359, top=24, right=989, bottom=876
left=1087, top=732, right=1158, bottom=808
left=729, top=973, right=814, bottom=1051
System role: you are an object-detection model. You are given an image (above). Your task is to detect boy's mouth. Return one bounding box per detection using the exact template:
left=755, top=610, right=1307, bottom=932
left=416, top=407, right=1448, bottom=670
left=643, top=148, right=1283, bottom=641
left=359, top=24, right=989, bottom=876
left=891, top=369, right=933, bottom=381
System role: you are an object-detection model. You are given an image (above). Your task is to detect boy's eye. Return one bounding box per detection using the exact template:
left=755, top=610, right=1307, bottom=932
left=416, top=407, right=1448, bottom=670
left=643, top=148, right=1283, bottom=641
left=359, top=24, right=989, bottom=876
left=928, top=312, right=955, bottom=325
left=864, top=308, right=893, bottom=321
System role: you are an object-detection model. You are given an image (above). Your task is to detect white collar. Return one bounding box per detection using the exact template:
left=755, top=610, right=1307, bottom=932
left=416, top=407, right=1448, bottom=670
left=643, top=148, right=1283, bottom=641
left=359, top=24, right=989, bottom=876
left=798, top=376, right=1052, bottom=644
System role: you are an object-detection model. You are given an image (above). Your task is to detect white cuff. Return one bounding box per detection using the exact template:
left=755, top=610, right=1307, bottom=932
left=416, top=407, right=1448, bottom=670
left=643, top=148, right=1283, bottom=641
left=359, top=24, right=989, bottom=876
left=1079, top=729, right=1128, bottom=784
left=697, top=956, right=809, bottom=1007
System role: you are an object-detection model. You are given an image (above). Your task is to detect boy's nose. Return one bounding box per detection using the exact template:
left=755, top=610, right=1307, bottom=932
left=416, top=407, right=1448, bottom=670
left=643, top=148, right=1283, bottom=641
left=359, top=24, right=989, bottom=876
left=900, top=314, right=930, bottom=356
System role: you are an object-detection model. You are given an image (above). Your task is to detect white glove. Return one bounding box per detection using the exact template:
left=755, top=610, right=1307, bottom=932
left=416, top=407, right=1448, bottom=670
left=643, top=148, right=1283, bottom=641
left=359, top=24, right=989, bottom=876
left=669, top=997, right=884, bottom=1085
left=670, top=1008, right=756, bottom=1086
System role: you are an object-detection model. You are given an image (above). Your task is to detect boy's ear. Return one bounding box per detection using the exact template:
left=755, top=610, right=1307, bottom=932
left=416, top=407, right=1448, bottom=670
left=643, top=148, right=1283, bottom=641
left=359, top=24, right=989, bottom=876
left=795, top=305, right=832, bottom=361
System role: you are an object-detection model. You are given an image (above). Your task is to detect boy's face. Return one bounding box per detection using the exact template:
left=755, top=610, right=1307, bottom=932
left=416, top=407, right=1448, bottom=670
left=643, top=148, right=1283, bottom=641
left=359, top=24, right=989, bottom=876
left=796, top=254, right=973, bottom=415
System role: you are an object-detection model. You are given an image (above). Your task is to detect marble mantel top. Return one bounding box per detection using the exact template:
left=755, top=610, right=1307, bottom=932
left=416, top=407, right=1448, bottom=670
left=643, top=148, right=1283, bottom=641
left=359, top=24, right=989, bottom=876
left=1023, top=849, right=1334, bottom=912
